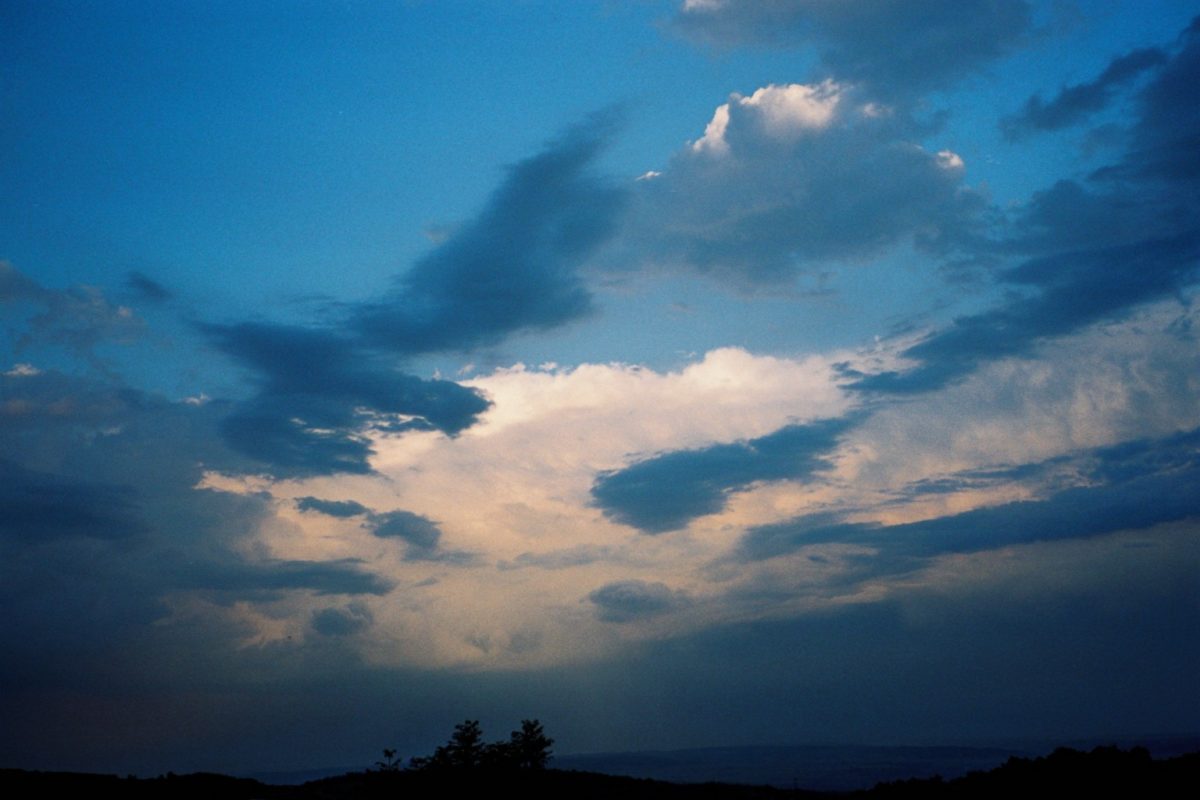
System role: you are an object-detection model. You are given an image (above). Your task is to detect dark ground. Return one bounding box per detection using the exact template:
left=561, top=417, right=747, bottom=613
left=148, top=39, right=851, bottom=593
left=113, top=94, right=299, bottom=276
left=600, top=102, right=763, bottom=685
left=3, top=745, right=1197, bottom=798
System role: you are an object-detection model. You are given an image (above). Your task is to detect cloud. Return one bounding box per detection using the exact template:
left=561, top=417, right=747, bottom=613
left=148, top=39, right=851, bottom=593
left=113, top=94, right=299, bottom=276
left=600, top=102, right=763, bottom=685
left=0, top=367, right=394, bottom=689
left=855, top=22, right=1200, bottom=395
left=673, top=0, right=1032, bottom=97
left=174, top=558, right=393, bottom=597
left=310, top=602, right=373, bottom=637
left=296, top=496, right=370, bottom=518
left=498, top=545, right=620, bottom=571
left=1107, top=15, right=1200, bottom=182
left=855, top=233, right=1200, bottom=394
left=0, top=459, right=148, bottom=541
left=1, top=261, right=142, bottom=364
left=691, top=81, right=842, bottom=155
left=1001, top=47, right=1168, bottom=139
left=588, top=579, right=690, bottom=623
left=369, top=509, right=438, bottom=547
left=206, top=323, right=490, bottom=476
left=126, top=271, right=173, bottom=302
left=738, top=426, right=1200, bottom=565
left=365, top=508, right=476, bottom=564
left=201, top=117, right=628, bottom=478
left=354, top=114, right=628, bottom=355
left=592, top=416, right=858, bottom=533
left=630, top=81, right=983, bottom=284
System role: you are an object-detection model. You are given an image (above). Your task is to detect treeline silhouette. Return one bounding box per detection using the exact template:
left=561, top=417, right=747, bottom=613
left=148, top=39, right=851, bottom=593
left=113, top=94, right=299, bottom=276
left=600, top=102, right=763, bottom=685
left=384, top=718, right=554, bottom=772
left=2, top=742, right=1196, bottom=799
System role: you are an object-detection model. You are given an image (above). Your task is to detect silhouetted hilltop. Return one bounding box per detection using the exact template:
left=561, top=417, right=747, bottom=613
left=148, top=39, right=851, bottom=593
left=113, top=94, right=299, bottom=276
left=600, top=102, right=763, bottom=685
left=3, top=745, right=1196, bottom=798
left=555, top=743, right=1026, bottom=791
left=866, top=745, right=1199, bottom=797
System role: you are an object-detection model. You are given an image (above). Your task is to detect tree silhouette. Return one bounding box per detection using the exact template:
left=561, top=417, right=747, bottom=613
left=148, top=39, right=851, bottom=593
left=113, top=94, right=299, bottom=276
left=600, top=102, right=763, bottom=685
left=446, top=719, right=485, bottom=769
left=408, top=718, right=553, bottom=772
left=412, top=719, right=486, bottom=770
left=374, top=748, right=402, bottom=772
left=508, top=719, right=553, bottom=769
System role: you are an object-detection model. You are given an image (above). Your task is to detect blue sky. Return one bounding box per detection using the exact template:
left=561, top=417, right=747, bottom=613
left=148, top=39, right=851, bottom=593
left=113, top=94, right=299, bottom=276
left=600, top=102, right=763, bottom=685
left=2, top=0, right=1199, bottom=775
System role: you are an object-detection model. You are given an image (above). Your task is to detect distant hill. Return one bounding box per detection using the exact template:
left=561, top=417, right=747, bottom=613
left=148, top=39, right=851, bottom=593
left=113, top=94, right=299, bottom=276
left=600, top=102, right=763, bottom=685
left=4, top=744, right=1197, bottom=798
left=553, top=736, right=1200, bottom=791
left=555, top=744, right=1025, bottom=791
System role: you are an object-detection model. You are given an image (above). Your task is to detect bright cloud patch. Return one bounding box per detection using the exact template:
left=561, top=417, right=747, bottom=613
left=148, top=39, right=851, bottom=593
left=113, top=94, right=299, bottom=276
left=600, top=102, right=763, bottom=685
left=188, top=298, right=1200, bottom=672
left=634, top=81, right=982, bottom=283
left=693, top=81, right=842, bottom=153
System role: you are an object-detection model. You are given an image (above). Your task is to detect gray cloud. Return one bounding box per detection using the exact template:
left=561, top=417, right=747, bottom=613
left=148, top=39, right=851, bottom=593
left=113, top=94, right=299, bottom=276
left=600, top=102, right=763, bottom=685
left=0, top=368, right=392, bottom=699
left=629, top=85, right=985, bottom=286
left=673, top=0, right=1031, bottom=98
left=593, top=417, right=857, bottom=533
left=174, top=558, right=393, bottom=598
left=855, top=233, right=1200, bottom=394
left=588, top=579, right=689, bottom=623
left=497, top=545, right=619, bottom=571
left=369, top=509, right=441, bottom=549
left=855, top=21, right=1200, bottom=395
left=354, top=114, right=628, bottom=354
left=0, top=459, right=148, bottom=541
left=203, top=117, right=627, bottom=478
left=366, top=509, right=475, bottom=564
left=206, top=323, right=490, bottom=477
left=739, top=426, right=1200, bottom=565
left=310, top=602, right=374, bottom=637
left=1106, top=16, right=1200, bottom=183
left=1002, top=47, right=1168, bottom=140
left=126, top=271, right=172, bottom=302
left=1, top=261, right=142, bottom=364
left=296, top=496, right=370, bottom=518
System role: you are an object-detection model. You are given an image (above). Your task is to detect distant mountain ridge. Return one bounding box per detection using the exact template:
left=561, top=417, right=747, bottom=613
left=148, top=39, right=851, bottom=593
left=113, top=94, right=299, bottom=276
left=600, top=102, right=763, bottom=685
left=4, top=743, right=1198, bottom=798
left=551, top=735, right=1200, bottom=791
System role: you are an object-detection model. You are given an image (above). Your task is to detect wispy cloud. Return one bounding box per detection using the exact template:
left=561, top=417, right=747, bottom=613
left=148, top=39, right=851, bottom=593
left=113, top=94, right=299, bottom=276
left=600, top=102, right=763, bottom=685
left=673, top=0, right=1032, bottom=98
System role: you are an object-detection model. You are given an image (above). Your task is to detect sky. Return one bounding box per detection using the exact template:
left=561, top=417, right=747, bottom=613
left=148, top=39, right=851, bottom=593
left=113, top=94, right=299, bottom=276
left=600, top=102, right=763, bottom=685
left=2, top=0, right=1199, bottom=776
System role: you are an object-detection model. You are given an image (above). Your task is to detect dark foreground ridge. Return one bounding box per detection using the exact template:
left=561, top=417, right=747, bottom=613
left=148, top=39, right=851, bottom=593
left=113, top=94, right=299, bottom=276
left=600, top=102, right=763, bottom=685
left=3, top=746, right=1198, bottom=799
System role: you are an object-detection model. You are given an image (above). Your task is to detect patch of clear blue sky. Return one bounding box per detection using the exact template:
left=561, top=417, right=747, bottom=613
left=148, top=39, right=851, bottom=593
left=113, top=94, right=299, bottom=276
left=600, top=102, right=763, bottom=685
left=3, top=1, right=787, bottom=301
left=4, top=1, right=1198, bottom=394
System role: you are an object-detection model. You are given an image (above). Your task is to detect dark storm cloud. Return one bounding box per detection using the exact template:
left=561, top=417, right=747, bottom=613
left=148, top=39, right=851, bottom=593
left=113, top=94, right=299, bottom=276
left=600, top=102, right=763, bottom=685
left=738, top=426, right=1200, bottom=565
left=0, top=459, right=148, bottom=541
left=206, top=322, right=490, bottom=476
left=593, top=417, right=857, bottom=533
left=673, top=0, right=1031, bottom=97
left=588, top=579, right=689, bottom=623
left=1001, top=47, right=1168, bottom=139
left=0, top=368, right=248, bottom=492
left=296, top=496, right=370, bottom=518
left=0, top=369, right=392, bottom=696
left=354, top=114, right=628, bottom=354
